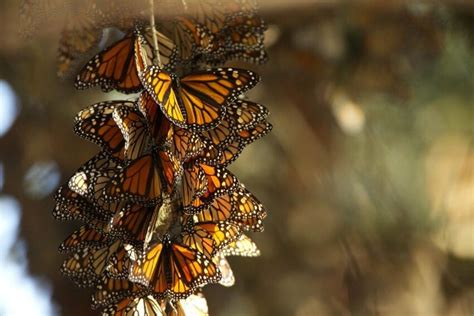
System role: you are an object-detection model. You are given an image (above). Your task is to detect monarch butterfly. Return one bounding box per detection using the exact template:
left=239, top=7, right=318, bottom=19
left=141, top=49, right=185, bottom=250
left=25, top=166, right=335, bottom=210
left=193, top=143, right=224, bottom=167
left=184, top=0, right=228, bottom=36
left=171, top=292, right=209, bottom=316
left=212, top=120, right=273, bottom=167
left=106, top=204, right=155, bottom=245
left=224, top=100, right=269, bottom=130
left=140, top=66, right=259, bottom=130
left=169, top=127, right=208, bottom=162
left=74, top=101, right=135, bottom=159
left=130, top=234, right=221, bottom=300
left=214, top=254, right=235, bottom=287
left=68, top=151, right=123, bottom=203
left=101, top=295, right=165, bottom=316
left=181, top=165, right=207, bottom=208
left=57, top=1, right=106, bottom=78
left=75, top=27, right=177, bottom=93
left=205, top=26, right=268, bottom=65
left=225, top=11, right=266, bottom=32
left=59, top=225, right=109, bottom=253
left=133, top=26, right=178, bottom=74
left=206, top=42, right=268, bottom=66
left=185, top=0, right=267, bottom=65
left=218, top=21, right=266, bottom=53
left=92, top=275, right=148, bottom=310
left=183, top=163, right=238, bottom=213
left=199, top=100, right=269, bottom=149
left=227, top=46, right=269, bottom=64
left=137, top=90, right=171, bottom=145
left=112, top=104, right=154, bottom=160
left=103, top=246, right=133, bottom=280
left=220, top=233, right=261, bottom=257
left=195, top=184, right=267, bottom=232
left=60, top=240, right=122, bottom=288
left=199, top=114, right=233, bottom=147
left=53, top=185, right=111, bottom=222
left=103, top=150, right=181, bottom=205
left=138, top=91, right=206, bottom=161
left=181, top=219, right=241, bottom=258
left=214, top=234, right=261, bottom=287
left=157, top=16, right=214, bottom=64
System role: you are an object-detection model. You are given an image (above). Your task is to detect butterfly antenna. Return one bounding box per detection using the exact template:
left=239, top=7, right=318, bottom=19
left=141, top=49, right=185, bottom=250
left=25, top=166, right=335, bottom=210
left=149, top=0, right=163, bottom=67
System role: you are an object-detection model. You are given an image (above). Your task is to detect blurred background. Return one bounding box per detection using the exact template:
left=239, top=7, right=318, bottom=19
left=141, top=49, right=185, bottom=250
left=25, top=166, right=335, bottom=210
left=0, top=1, right=473, bottom=315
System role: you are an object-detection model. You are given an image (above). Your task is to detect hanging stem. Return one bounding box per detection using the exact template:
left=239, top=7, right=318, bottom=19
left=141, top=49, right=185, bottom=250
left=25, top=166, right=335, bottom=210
left=149, top=0, right=162, bottom=67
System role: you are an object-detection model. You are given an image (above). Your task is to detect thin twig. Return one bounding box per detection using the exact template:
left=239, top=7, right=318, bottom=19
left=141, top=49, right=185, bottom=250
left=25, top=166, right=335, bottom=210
left=149, top=0, right=162, bottom=67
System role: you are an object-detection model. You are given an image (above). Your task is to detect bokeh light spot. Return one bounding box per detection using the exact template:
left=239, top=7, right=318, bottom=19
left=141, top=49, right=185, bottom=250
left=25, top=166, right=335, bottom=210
left=23, top=161, right=61, bottom=199
left=0, top=80, right=19, bottom=137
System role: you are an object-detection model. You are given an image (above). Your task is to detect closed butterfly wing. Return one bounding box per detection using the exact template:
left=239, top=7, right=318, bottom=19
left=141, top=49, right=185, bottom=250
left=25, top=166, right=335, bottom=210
left=198, top=100, right=268, bottom=151
left=220, top=234, right=261, bottom=257
left=172, top=293, right=209, bottom=316
left=53, top=185, right=111, bottom=222
left=156, top=17, right=212, bottom=64
left=226, top=45, right=269, bottom=64
left=129, top=242, right=166, bottom=290
left=169, top=127, right=206, bottom=162
left=61, top=240, right=122, bottom=287
left=194, top=193, right=233, bottom=222
left=225, top=100, right=269, bottom=130
left=182, top=220, right=241, bottom=258
left=166, top=243, right=221, bottom=299
left=112, top=105, right=153, bottom=160
left=107, top=204, right=155, bottom=244
left=181, top=165, right=207, bottom=208
left=104, top=247, right=132, bottom=280
left=103, top=153, right=162, bottom=204
left=138, top=90, right=171, bottom=145
left=68, top=151, right=122, bottom=202
left=214, top=254, right=235, bottom=287
left=57, top=1, right=105, bottom=77
left=185, top=164, right=238, bottom=213
left=186, top=0, right=227, bottom=35
left=199, top=116, right=234, bottom=147
left=195, top=185, right=266, bottom=232
left=75, top=32, right=139, bottom=93
left=102, top=295, right=165, bottom=316
left=92, top=275, right=148, bottom=310
left=230, top=185, right=267, bottom=231
left=59, top=225, right=108, bottom=253
left=215, top=120, right=273, bottom=167
left=74, top=101, right=135, bottom=158
left=134, top=27, right=178, bottom=74
left=236, top=120, right=272, bottom=143
left=103, top=150, right=180, bottom=204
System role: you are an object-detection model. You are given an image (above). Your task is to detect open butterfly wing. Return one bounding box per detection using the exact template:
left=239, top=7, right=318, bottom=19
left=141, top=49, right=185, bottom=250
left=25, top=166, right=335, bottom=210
left=141, top=66, right=187, bottom=127
left=75, top=32, right=140, bottom=93
left=179, top=68, right=259, bottom=129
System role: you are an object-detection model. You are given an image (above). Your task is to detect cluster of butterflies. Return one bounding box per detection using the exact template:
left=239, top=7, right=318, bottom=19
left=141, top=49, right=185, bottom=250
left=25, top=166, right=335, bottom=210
left=56, top=0, right=267, bottom=79
left=53, top=1, right=270, bottom=315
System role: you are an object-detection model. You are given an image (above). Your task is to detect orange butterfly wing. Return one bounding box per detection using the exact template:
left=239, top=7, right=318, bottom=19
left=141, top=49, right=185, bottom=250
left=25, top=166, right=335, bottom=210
left=75, top=33, right=141, bottom=93
left=74, top=101, right=135, bottom=158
